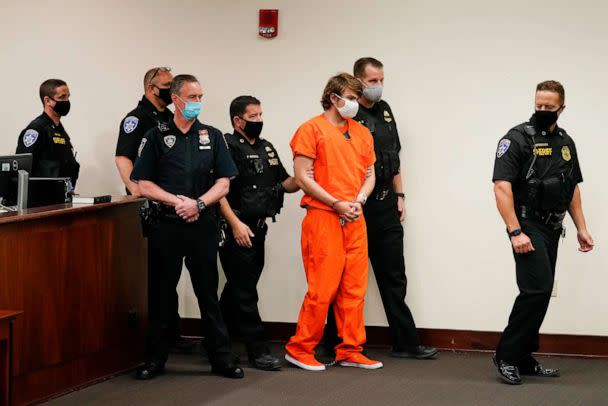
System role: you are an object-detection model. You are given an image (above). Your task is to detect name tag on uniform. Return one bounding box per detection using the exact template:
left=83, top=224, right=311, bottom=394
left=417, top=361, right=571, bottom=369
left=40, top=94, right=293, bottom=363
left=199, top=145, right=211, bottom=150
left=53, top=136, right=66, bottom=145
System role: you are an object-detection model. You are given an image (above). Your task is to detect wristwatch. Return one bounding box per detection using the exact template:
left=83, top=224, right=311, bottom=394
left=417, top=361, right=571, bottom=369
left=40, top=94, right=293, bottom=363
left=508, top=228, right=522, bottom=238
left=196, top=199, right=207, bottom=213
left=395, top=192, right=405, bottom=199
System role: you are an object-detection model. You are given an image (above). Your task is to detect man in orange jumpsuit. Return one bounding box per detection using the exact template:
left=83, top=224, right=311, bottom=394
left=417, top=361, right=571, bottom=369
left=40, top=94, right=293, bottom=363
left=285, top=73, right=380, bottom=371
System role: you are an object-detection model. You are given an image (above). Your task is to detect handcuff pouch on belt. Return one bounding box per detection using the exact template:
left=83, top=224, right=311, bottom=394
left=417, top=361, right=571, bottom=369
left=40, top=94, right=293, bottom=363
left=239, top=182, right=284, bottom=222
left=520, top=129, right=572, bottom=230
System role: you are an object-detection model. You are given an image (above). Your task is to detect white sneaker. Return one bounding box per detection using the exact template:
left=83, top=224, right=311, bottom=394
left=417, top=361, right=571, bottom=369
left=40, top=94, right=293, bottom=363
left=285, top=354, right=326, bottom=371
left=338, top=353, right=383, bottom=370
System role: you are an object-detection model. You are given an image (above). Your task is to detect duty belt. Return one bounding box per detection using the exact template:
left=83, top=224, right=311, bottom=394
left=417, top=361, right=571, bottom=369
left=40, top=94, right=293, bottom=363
left=241, top=217, right=266, bottom=229
left=234, top=210, right=267, bottom=229
left=156, top=203, right=182, bottom=221
left=519, top=206, right=566, bottom=229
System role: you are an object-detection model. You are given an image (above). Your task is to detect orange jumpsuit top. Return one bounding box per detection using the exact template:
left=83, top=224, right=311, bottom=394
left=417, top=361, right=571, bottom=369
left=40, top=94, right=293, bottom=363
left=290, top=114, right=376, bottom=211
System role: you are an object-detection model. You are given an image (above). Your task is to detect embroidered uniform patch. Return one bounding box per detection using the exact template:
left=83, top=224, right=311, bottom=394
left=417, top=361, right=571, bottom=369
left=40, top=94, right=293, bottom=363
left=123, top=116, right=139, bottom=134
left=496, top=139, right=511, bottom=158
left=23, top=129, right=39, bottom=147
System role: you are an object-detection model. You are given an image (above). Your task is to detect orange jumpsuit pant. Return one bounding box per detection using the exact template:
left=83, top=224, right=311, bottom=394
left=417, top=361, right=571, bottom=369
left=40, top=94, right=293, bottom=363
left=285, top=208, right=369, bottom=361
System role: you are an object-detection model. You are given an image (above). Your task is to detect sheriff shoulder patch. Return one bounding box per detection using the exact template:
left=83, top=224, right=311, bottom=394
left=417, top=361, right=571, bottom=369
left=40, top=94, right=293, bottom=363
left=123, top=116, right=139, bottom=134
left=496, top=139, right=511, bottom=158
left=23, top=129, right=39, bottom=147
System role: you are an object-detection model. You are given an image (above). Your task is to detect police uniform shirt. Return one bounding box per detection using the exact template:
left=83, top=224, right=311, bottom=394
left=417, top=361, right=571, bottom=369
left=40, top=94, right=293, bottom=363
left=224, top=132, right=289, bottom=213
left=116, top=96, right=173, bottom=164
left=492, top=117, right=583, bottom=207
left=130, top=119, right=237, bottom=199
left=354, top=100, right=401, bottom=189
left=16, top=112, right=80, bottom=184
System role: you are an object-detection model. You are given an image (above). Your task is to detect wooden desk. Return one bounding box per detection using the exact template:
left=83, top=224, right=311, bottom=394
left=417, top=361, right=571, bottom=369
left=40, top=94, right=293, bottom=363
left=0, top=311, right=22, bottom=406
left=0, top=197, right=147, bottom=405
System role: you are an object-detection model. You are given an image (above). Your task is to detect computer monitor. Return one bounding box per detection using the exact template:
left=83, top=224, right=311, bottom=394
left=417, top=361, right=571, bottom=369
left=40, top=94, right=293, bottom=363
left=0, top=153, right=33, bottom=207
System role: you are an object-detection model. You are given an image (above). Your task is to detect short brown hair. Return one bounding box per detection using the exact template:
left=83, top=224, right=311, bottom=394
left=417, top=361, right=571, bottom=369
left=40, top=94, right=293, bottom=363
left=536, top=80, right=565, bottom=104
left=230, top=95, right=261, bottom=122
left=170, top=74, right=198, bottom=96
left=320, top=73, right=363, bottom=111
left=353, top=57, right=384, bottom=79
left=39, top=79, right=66, bottom=104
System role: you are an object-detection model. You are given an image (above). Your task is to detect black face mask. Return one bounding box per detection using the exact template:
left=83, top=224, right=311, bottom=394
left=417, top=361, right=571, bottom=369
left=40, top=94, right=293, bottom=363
left=156, top=87, right=173, bottom=106
left=51, top=99, right=71, bottom=116
left=533, top=109, right=559, bottom=131
left=242, top=120, right=263, bottom=139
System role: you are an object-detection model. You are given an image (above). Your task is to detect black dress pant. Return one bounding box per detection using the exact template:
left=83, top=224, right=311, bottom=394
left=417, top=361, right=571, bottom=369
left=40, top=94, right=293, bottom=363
left=219, top=220, right=270, bottom=359
left=147, top=245, right=182, bottom=345
left=140, top=197, right=182, bottom=345
left=325, top=195, right=420, bottom=350
left=496, top=219, right=561, bottom=366
left=146, top=214, right=233, bottom=366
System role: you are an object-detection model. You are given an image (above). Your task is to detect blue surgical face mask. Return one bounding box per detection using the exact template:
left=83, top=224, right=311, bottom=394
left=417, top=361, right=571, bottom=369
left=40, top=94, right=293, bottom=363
left=177, top=96, right=201, bottom=120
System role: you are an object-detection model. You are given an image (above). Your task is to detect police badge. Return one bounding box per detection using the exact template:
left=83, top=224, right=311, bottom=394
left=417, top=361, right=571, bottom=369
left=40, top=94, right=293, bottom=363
left=163, top=135, right=176, bottom=148
left=561, top=145, right=571, bottom=161
left=383, top=110, right=393, bottom=123
left=199, top=130, right=210, bottom=145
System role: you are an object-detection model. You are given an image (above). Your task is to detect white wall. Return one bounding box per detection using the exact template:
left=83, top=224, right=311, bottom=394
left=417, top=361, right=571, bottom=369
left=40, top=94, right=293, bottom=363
left=1, top=0, right=606, bottom=335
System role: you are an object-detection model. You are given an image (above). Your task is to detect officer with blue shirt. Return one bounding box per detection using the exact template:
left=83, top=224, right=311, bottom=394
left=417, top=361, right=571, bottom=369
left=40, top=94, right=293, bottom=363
left=131, top=74, right=243, bottom=380
left=492, top=80, right=594, bottom=385
left=17, top=79, right=80, bottom=188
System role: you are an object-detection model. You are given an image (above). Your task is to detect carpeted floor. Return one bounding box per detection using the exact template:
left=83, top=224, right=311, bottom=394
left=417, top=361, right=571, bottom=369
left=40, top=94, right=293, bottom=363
left=46, top=343, right=608, bottom=406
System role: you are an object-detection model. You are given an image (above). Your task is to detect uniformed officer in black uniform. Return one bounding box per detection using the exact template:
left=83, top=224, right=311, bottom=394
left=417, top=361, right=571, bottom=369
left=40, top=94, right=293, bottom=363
left=324, top=58, right=437, bottom=359
left=218, top=96, right=299, bottom=371
left=16, top=79, right=80, bottom=188
left=131, top=74, right=243, bottom=379
left=492, top=80, right=594, bottom=385
left=115, top=67, right=174, bottom=196
left=115, top=67, right=192, bottom=354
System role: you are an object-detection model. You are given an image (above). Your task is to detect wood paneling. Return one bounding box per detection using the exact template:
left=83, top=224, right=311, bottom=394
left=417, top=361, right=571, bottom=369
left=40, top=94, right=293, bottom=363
left=0, top=311, right=22, bottom=406
left=0, top=198, right=147, bottom=405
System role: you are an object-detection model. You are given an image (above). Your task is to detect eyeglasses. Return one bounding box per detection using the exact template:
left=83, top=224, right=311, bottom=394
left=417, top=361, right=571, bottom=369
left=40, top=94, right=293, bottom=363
left=147, top=66, right=171, bottom=85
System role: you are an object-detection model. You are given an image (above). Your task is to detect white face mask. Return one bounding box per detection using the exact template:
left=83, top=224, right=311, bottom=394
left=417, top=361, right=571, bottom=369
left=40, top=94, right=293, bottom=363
left=333, top=94, right=359, bottom=119
left=362, top=84, right=383, bottom=103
